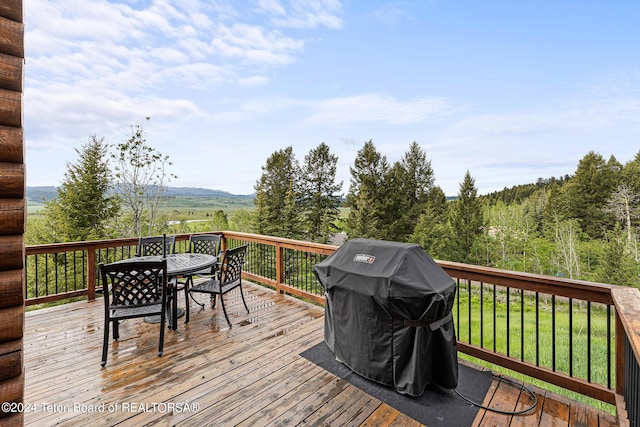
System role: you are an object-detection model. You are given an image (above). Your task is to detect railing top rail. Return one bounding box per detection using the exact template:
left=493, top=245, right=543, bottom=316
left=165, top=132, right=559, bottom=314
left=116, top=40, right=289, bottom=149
left=26, top=238, right=140, bottom=255
left=221, top=231, right=339, bottom=255
left=438, top=259, right=616, bottom=304
left=25, top=234, right=196, bottom=255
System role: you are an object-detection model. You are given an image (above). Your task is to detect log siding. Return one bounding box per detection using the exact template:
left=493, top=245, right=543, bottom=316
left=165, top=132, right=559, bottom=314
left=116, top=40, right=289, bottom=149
left=0, top=1, right=24, bottom=426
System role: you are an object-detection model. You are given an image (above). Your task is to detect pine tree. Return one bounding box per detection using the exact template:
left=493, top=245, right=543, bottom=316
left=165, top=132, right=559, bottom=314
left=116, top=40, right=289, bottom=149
left=382, top=142, right=435, bottom=241
left=448, top=170, right=485, bottom=263
left=595, top=225, right=637, bottom=287
left=254, top=146, right=302, bottom=238
left=565, top=151, right=619, bottom=238
left=44, top=135, right=120, bottom=241
left=409, top=186, right=450, bottom=258
left=300, top=143, right=343, bottom=244
left=345, top=140, right=388, bottom=239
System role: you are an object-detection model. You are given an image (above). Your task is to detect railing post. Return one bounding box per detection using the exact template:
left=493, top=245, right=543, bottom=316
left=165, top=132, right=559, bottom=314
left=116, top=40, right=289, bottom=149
left=275, top=243, right=283, bottom=294
left=220, top=234, right=227, bottom=252
left=86, top=245, right=96, bottom=301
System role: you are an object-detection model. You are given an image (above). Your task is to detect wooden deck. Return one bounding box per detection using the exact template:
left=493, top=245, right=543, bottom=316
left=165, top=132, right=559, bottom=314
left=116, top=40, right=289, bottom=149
left=23, top=281, right=618, bottom=426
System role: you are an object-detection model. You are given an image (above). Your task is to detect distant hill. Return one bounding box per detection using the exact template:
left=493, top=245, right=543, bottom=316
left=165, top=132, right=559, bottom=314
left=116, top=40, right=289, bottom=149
left=26, top=186, right=58, bottom=203
left=26, top=186, right=254, bottom=204
left=163, top=187, right=254, bottom=199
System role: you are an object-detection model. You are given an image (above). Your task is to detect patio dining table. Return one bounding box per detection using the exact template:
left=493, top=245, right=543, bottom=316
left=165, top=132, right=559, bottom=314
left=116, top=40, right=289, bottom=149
left=111, top=253, right=217, bottom=330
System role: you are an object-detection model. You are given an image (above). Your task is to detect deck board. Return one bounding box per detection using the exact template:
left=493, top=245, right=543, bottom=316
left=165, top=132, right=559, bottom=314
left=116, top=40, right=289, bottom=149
left=23, top=281, right=618, bottom=427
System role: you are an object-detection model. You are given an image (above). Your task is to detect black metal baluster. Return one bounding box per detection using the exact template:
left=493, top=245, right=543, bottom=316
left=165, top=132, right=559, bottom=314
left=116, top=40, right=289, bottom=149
left=493, top=284, right=496, bottom=353
left=35, top=254, right=39, bottom=297
left=456, top=278, right=460, bottom=337
left=468, top=280, right=471, bottom=343
left=54, top=252, right=59, bottom=295
left=63, top=252, right=68, bottom=293
left=83, top=250, right=87, bottom=290
left=521, top=288, right=524, bottom=361
left=271, top=244, right=275, bottom=280
left=258, top=242, right=263, bottom=278
left=480, top=282, right=484, bottom=348
left=73, top=251, right=77, bottom=290
left=587, top=301, right=592, bottom=382
left=24, top=254, right=29, bottom=299
left=45, top=254, right=49, bottom=296
left=506, top=286, right=510, bottom=356
left=569, top=298, right=573, bottom=377
left=607, top=304, right=612, bottom=389
left=552, top=295, right=556, bottom=371
left=536, top=292, right=539, bottom=366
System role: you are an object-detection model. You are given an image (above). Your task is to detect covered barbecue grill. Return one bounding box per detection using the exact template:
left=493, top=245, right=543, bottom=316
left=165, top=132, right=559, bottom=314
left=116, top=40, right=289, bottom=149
left=313, top=238, right=458, bottom=396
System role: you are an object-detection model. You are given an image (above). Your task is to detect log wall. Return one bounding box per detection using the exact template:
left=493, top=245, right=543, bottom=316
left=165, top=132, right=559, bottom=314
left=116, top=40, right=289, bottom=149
left=0, top=1, right=24, bottom=425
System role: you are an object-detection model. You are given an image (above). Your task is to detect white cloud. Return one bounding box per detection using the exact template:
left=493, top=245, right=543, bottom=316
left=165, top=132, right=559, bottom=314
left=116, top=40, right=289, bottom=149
left=238, top=75, right=271, bottom=87
left=24, top=0, right=344, bottom=154
left=256, top=0, right=344, bottom=29
left=202, top=93, right=453, bottom=126
left=256, top=0, right=288, bottom=16
left=149, top=47, right=190, bottom=64
left=441, top=96, right=640, bottom=142
left=304, top=94, right=452, bottom=125
left=211, top=23, right=304, bottom=65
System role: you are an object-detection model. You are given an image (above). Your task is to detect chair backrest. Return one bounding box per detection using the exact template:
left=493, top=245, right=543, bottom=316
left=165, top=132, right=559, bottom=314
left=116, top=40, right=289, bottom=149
left=219, top=245, right=248, bottom=285
left=188, top=234, right=222, bottom=257
left=137, top=235, right=176, bottom=257
left=100, top=259, right=168, bottom=309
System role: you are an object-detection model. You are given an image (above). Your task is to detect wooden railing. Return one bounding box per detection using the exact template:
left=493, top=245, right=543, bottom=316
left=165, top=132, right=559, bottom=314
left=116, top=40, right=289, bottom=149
left=440, top=261, right=619, bottom=400
left=24, top=232, right=640, bottom=426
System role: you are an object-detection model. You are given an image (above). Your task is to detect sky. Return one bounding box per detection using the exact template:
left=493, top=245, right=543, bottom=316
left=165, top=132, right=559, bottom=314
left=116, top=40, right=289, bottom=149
left=24, top=0, right=640, bottom=197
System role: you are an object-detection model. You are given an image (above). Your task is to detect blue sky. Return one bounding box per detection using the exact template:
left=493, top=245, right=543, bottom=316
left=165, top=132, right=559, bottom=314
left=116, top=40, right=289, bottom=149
left=24, top=0, right=640, bottom=197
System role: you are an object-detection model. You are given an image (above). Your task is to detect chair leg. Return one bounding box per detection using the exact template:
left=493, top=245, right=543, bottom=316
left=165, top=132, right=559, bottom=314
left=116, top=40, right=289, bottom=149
left=113, top=319, right=120, bottom=341
left=101, top=316, right=110, bottom=367
left=171, top=286, right=178, bottom=331
left=185, top=277, right=205, bottom=308
left=189, top=293, right=205, bottom=308
left=168, top=303, right=175, bottom=330
left=219, top=294, right=231, bottom=327
left=184, top=286, right=190, bottom=324
left=239, top=285, right=249, bottom=314
left=158, top=312, right=165, bottom=357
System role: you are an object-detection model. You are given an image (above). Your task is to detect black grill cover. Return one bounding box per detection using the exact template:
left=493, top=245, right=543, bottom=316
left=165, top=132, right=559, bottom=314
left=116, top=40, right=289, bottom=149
left=313, top=238, right=458, bottom=396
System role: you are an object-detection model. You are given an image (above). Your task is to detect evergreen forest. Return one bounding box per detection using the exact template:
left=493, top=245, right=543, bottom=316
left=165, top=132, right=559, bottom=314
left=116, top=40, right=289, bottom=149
left=253, top=141, right=640, bottom=289
left=27, top=129, right=640, bottom=289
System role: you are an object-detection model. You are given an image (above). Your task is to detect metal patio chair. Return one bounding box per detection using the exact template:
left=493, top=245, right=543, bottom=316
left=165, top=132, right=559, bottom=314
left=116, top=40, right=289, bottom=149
left=136, top=235, right=176, bottom=257
left=99, top=258, right=169, bottom=367
left=181, top=233, right=223, bottom=306
left=185, top=245, right=249, bottom=327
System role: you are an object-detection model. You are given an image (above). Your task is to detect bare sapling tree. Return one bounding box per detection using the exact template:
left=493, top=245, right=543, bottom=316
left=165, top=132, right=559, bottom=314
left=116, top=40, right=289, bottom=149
left=553, top=218, right=581, bottom=279
left=112, top=119, right=177, bottom=236
left=604, top=184, right=639, bottom=258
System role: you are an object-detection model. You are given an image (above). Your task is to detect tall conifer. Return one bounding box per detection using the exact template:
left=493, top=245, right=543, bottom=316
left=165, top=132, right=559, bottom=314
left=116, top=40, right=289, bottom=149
left=449, top=170, right=484, bottom=263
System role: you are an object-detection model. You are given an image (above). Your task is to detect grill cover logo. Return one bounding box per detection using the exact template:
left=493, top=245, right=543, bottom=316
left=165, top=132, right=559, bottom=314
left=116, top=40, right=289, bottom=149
left=353, top=253, right=375, bottom=264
